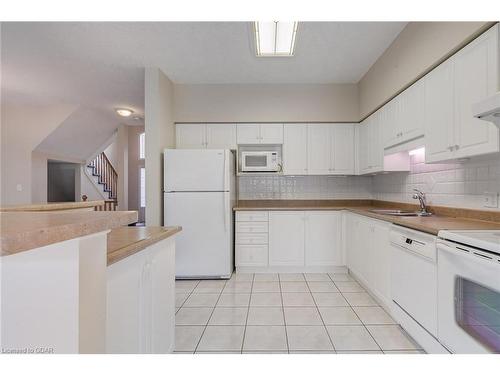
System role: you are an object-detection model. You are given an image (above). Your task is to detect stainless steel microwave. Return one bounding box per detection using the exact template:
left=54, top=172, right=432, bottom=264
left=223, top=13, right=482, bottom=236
left=240, top=151, right=281, bottom=172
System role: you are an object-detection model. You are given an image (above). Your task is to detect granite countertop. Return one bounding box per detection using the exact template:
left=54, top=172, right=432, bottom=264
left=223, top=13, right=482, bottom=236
left=0, top=210, right=138, bottom=256
left=0, top=200, right=105, bottom=212
left=107, top=226, right=182, bottom=265
left=234, top=199, right=500, bottom=235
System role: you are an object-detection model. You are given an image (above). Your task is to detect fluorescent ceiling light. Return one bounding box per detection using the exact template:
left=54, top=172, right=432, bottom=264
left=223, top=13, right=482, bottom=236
left=254, top=21, right=298, bottom=57
left=115, top=108, right=134, bottom=117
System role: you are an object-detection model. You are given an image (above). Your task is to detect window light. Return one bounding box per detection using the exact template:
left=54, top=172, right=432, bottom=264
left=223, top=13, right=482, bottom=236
left=139, top=132, right=145, bottom=159
left=254, top=21, right=298, bottom=57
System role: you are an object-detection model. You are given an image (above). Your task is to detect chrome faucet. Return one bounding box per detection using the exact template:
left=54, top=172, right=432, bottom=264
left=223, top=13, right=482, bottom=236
left=412, top=189, right=432, bottom=216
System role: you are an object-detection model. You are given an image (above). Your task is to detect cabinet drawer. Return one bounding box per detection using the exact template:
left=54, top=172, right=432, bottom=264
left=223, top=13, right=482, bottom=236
left=236, top=221, right=268, bottom=233
left=236, top=233, right=269, bottom=245
left=236, top=211, right=269, bottom=222
left=236, top=245, right=268, bottom=266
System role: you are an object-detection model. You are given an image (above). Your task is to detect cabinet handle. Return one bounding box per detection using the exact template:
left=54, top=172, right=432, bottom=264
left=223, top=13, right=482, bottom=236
left=455, top=144, right=460, bottom=150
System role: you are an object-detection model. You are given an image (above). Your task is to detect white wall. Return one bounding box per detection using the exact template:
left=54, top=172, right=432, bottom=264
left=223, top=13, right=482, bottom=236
left=174, top=84, right=359, bottom=123
left=128, top=126, right=145, bottom=214
left=1, top=102, right=76, bottom=205
left=145, top=67, right=175, bottom=225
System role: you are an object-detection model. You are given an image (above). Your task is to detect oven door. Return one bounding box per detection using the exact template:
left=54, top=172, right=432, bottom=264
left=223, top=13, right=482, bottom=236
left=437, top=240, right=500, bottom=353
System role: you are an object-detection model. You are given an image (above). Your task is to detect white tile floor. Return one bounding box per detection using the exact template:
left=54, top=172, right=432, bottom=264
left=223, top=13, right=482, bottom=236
left=174, top=273, right=424, bottom=354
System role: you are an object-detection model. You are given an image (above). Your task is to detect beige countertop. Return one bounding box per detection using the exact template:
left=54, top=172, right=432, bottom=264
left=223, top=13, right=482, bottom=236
left=0, top=210, right=138, bottom=256
left=234, top=199, right=500, bottom=235
left=0, top=200, right=105, bottom=212
left=107, top=226, right=182, bottom=266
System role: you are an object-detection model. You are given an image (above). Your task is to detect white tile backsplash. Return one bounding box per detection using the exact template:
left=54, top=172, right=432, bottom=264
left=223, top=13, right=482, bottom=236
left=238, top=175, right=373, bottom=200
left=238, top=150, right=500, bottom=211
left=372, top=150, right=500, bottom=210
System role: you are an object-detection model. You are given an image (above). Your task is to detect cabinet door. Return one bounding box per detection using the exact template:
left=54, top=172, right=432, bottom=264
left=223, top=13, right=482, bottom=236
left=381, top=98, right=399, bottom=148
left=269, top=211, right=305, bottom=266
left=454, top=25, right=499, bottom=159
left=237, top=124, right=261, bottom=144
left=345, top=214, right=367, bottom=277
left=307, top=124, right=331, bottom=175
left=305, top=211, right=342, bottom=266
left=176, top=124, right=206, bottom=149
left=399, top=80, right=425, bottom=142
left=206, top=124, right=237, bottom=149
left=357, top=120, right=371, bottom=174
left=368, top=113, right=383, bottom=172
left=149, top=240, right=175, bottom=353
left=331, top=124, right=355, bottom=175
left=424, top=61, right=455, bottom=163
left=370, top=221, right=392, bottom=306
left=283, top=124, right=308, bottom=175
left=260, top=124, right=284, bottom=144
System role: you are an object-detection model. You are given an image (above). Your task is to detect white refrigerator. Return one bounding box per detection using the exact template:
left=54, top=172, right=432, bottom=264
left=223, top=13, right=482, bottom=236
left=164, top=149, right=235, bottom=279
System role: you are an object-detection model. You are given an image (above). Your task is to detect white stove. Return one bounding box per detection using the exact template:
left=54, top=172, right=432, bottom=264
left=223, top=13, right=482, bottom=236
left=436, top=229, right=500, bottom=353
left=438, top=230, right=500, bottom=255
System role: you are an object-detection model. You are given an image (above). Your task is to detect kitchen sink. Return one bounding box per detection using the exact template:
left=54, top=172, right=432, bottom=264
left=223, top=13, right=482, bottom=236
left=370, top=209, right=422, bottom=217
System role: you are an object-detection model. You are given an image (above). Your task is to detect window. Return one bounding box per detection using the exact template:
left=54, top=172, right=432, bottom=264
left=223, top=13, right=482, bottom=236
left=139, top=132, right=145, bottom=159
left=140, top=167, right=146, bottom=208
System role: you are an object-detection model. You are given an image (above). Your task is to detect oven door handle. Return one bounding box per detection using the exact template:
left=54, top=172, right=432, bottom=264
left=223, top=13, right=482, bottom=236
left=437, top=241, right=499, bottom=268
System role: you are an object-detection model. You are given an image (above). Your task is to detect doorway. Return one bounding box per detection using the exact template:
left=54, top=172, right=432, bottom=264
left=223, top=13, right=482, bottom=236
left=47, top=160, right=79, bottom=202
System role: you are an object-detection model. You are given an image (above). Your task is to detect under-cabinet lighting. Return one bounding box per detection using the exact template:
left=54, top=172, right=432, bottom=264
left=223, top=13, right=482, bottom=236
left=409, top=147, right=425, bottom=156
left=254, top=21, right=298, bottom=57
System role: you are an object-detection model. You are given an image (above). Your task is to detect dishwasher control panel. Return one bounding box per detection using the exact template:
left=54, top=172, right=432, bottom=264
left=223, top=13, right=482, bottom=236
left=390, top=225, right=437, bottom=262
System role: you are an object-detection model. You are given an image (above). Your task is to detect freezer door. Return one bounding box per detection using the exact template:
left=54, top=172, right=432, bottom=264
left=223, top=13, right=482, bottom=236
left=164, top=149, right=229, bottom=192
left=164, top=192, right=233, bottom=278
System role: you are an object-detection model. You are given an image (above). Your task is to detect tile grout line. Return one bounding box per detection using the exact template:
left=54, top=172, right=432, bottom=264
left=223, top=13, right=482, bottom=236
left=176, top=279, right=201, bottom=311
left=328, top=273, right=384, bottom=352
left=239, top=273, right=255, bottom=354
left=278, top=273, right=290, bottom=354
left=306, top=275, right=337, bottom=353
left=192, top=278, right=228, bottom=354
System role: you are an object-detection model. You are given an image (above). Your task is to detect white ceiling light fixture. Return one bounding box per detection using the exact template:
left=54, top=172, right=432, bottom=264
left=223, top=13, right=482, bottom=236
left=115, top=108, right=134, bottom=117
left=254, top=21, right=298, bottom=57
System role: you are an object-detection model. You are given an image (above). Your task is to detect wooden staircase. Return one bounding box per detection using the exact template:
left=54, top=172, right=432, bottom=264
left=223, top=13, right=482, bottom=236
left=87, top=152, right=118, bottom=208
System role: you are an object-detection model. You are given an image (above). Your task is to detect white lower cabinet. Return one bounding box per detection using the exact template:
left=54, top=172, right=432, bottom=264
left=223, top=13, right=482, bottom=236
left=106, top=238, right=176, bottom=353
left=345, top=213, right=392, bottom=307
left=236, top=210, right=344, bottom=272
left=305, top=211, right=342, bottom=266
left=269, top=211, right=305, bottom=266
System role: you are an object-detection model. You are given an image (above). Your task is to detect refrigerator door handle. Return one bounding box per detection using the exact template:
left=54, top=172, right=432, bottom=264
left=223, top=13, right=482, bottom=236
left=223, top=151, right=227, bottom=232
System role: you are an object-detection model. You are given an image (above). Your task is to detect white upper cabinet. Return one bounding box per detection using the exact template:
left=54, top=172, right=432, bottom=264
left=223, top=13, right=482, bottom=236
left=205, top=124, right=237, bottom=149
left=307, top=124, right=331, bottom=175
left=382, top=80, right=425, bottom=149
left=176, top=124, right=206, bottom=149
left=237, top=124, right=283, bottom=144
left=283, top=123, right=356, bottom=176
left=260, top=124, right=284, bottom=144
left=453, top=26, right=499, bottom=158
left=176, top=123, right=236, bottom=149
left=425, top=24, right=499, bottom=163
left=358, top=114, right=383, bottom=175
left=424, top=61, right=455, bottom=163
left=283, top=124, right=308, bottom=175
left=330, top=124, right=355, bottom=174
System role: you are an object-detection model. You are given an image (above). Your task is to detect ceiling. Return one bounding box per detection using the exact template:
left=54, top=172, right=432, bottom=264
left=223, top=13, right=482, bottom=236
left=1, top=22, right=406, bottom=159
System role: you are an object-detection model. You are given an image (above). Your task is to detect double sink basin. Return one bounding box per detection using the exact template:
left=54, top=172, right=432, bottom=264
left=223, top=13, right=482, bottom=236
left=369, top=209, right=432, bottom=217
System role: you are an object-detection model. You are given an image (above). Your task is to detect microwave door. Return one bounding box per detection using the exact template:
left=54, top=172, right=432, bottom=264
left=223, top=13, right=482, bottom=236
left=244, top=154, right=268, bottom=171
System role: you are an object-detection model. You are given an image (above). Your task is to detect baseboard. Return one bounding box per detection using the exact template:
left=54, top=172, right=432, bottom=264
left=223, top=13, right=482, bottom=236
left=236, top=265, right=348, bottom=274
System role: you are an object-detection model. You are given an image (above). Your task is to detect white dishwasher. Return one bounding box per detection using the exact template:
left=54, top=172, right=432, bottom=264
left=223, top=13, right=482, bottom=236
left=390, top=225, right=438, bottom=337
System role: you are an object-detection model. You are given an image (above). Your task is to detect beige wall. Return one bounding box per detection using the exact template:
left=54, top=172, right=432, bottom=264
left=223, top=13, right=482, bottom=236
left=127, top=126, right=144, bottom=214
left=359, top=22, right=493, bottom=118
left=145, top=67, right=175, bottom=226
left=1, top=101, right=76, bottom=205
left=174, top=84, right=359, bottom=123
